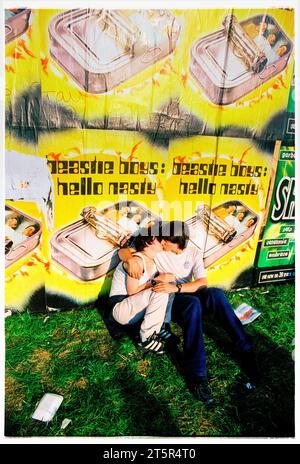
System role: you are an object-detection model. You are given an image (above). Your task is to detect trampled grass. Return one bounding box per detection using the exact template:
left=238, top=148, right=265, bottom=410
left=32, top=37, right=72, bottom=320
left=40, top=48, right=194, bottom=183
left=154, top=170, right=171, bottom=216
left=5, top=282, right=295, bottom=437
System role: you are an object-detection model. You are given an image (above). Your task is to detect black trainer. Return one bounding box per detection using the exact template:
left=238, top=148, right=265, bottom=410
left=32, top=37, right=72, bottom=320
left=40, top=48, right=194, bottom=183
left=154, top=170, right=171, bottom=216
left=137, top=332, right=165, bottom=355
left=158, top=324, right=172, bottom=341
left=239, top=349, right=260, bottom=383
left=188, top=376, right=214, bottom=404
left=158, top=323, right=180, bottom=345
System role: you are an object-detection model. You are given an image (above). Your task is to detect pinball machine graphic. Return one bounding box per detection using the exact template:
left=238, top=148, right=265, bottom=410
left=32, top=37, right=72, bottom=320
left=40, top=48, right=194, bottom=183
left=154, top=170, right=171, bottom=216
left=5, top=9, right=31, bottom=44
left=48, top=9, right=181, bottom=93
left=189, top=13, right=293, bottom=105
left=50, top=201, right=161, bottom=281
left=186, top=201, right=259, bottom=267
left=5, top=204, right=41, bottom=268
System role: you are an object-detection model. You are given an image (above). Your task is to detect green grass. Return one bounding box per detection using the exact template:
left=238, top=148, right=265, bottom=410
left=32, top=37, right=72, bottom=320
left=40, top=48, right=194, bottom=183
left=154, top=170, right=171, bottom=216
left=5, top=282, right=295, bottom=437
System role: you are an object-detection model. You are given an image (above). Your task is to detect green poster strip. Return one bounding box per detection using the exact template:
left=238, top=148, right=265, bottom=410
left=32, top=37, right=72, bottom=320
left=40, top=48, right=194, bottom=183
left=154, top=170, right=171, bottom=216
left=258, top=146, right=295, bottom=269
left=287, top=69, right=295, bottom=113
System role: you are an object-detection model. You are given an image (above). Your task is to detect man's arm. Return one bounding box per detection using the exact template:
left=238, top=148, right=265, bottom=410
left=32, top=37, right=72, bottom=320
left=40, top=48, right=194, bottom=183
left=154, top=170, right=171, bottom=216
left=118, top=247, right=143, bottom=279
left=152, top=277, right=208, bottom=294
left=118, top=247, right=136, bottom=262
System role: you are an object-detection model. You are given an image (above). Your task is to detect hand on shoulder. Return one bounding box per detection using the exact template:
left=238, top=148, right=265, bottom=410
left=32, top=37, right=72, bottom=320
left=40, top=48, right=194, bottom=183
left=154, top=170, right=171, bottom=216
left=126, top=256, right=144, bottom=279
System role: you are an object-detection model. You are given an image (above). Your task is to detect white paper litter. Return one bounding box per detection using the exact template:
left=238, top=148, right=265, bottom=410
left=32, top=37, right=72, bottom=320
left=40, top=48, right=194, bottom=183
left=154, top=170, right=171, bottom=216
left=61, top=418, right=72, bottom=429
left=32, top=393, right=63, bottom=422
left=6, top=150, right=55, bottom=229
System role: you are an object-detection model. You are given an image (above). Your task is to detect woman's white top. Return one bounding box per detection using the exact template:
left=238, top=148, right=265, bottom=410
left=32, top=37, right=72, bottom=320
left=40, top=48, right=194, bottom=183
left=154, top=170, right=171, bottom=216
left=109, top=252, right=157, bottom=297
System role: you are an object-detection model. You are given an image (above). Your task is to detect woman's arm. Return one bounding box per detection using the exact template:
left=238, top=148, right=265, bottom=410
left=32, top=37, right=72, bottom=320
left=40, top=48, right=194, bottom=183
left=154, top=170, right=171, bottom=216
left=118, top=247, right=143, bottom=279
left=126, top=274, right=152, bottom=296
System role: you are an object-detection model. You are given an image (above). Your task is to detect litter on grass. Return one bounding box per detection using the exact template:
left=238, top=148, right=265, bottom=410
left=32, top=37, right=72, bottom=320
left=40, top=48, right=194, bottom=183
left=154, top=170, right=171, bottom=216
left=234, top=303, right=261, bottom=325
left=61, top=418, right=71, bottom=429
left=32, top=393, right=63, bottom=422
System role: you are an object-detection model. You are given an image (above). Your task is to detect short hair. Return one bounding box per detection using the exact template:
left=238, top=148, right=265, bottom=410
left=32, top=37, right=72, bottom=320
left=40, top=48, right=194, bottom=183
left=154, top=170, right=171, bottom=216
left=267, top=31, right=277, bottom=41
left=223, top=201, right=238, bottom=208
left=236, top=210, right=248, bottom=218
left=253, top=16, right=269, bottom=26
left=246, top=216, right=258, bottom=226
left=24, top=223, right=40, bottom=234
left=6, top=214, right=23, bottom=228
left=134, top=230, right=156, bottom=252
left=279, top=43, right=291, bottom=53
left=159, top=221, right=189, bottom=250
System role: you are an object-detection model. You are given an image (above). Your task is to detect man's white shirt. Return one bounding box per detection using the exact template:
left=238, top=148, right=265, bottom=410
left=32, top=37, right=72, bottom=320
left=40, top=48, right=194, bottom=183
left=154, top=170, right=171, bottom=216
left=154, top=243, right=206, bottom=284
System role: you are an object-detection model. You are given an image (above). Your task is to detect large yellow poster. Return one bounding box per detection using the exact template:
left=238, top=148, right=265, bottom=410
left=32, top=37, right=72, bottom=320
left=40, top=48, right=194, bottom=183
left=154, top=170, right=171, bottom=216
left=5, top=130, right=273, bottom=310
left=5, top=7, right=294, bottom=311
left=6, top=9, right=294, bottom=137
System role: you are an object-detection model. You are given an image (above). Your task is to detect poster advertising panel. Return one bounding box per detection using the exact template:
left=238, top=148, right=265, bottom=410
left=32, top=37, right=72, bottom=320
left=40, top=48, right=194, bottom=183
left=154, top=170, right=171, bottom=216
left=176, top=8, right=294, bottom=140
left=5, top=7, right=294, bottom=311
left=166, top=135, right=273, bottom=290
left=5, top=9, right=41, bottom=138
left=255, top=144, right=295, bottom=284
left=5, top=129, right=168, bottom=311
left=5, top=199, right=47, bottom=313
left=282, top=66, right=295, bottom=141
left=5, top=131, right=273, bottom=311
left=5, top=8, right=294, bottom=140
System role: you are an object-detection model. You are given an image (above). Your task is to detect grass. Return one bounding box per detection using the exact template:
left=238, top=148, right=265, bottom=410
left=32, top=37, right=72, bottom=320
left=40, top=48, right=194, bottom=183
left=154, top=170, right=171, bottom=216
left=5, top=282, right=295, bottom=437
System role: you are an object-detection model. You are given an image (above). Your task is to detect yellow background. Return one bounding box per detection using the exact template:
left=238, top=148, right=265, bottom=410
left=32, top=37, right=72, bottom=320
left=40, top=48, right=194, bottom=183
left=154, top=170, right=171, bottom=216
left=34, top=8, right=294, bottom=131
left=5, top=131, right=273, bottom=308
left=5, top=7, right=293, bottom=309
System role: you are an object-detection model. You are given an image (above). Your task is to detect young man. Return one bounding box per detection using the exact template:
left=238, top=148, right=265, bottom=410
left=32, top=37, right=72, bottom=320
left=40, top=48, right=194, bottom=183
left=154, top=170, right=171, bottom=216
left=118, top=221, right=258, bottom=404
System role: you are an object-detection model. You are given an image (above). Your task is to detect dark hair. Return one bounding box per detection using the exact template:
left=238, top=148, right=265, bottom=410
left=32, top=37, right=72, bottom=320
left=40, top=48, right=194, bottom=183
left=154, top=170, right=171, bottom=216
left=159, top=221, right=189, bottom=250
left=279, top=43, right=291, bottom=53
left=266, top=31, right=278, bottom=41
left=236, top=210, right=248, bottom=220
left=6, top=214, right=23, bottom=228
left=253, top=16, right=270, bottom=26
left=24, top=223, right=40, bottom=234
left=246, top=216, right=258, bottom=226
left=223, top=201, right=238, bottom=209
left=134, top=230, right=156, bottom=252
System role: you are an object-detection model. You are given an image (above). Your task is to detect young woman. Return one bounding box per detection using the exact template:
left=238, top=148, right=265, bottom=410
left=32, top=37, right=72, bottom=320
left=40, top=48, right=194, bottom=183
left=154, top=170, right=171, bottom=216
left=109, top=230, right=175, bottom=354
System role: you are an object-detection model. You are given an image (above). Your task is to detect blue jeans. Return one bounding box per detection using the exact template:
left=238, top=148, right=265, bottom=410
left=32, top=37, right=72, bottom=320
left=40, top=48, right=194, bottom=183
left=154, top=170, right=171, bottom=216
left=171, top=287, right=253, bottom=377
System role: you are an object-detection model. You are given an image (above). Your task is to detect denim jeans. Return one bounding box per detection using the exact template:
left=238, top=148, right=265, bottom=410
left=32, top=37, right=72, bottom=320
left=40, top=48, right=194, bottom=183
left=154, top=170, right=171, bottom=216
left=171, top=287, right=253, bottom=377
